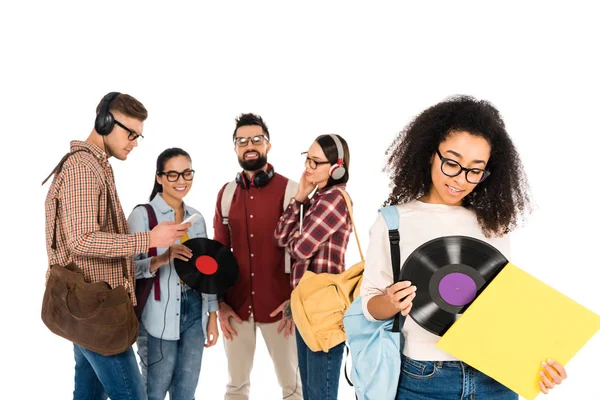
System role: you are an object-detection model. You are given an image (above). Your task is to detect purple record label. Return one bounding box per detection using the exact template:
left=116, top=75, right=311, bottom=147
left=438, top=272, right=477, bottom=306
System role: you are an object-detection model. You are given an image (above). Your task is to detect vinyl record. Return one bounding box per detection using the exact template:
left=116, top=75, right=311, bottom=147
left=174, top=238, right=239, bottom=295
left=400, top=236, right=508, bottom=336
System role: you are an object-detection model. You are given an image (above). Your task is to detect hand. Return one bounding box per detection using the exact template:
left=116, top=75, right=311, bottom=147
left=539, top=359, right=567, bottom=394
left=150, top=244, right=193, bottom=272
left=295, top=172, right=317, bottom=203
left=270, top=300, right=295, bottom=338
left=386, top=281, right=417, bottom=317
left=204, top=312, right=219, bottom=348
left=149, top=221, right=191, bottom=248
left=218, top=302, right=242, bottom=341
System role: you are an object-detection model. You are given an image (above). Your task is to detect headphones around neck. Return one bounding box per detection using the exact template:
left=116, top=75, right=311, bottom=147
left=94, top=92, right=121, bottom=136
left=236, top=167, right=275, bottom=189
left=328, top=134, right=346, bottom=180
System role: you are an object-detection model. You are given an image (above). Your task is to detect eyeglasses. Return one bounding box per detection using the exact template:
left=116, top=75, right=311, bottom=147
left=114, top=119, right=144, bottom=141
left=158, top=169, right=195, bottom=182
left=301, top=152, right=330, bottom=170
left=233, top=135, right=268, bottom=147
left=436, top=149, right=490, bottom=184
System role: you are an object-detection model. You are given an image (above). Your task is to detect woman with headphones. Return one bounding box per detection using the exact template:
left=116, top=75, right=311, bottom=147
left=274, top=134, right=353, bottom=400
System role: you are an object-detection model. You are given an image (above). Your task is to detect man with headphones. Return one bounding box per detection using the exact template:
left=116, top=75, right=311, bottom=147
left=213, top=113, right=303, bottom=400
left=43, top=92, right=190, bottom=400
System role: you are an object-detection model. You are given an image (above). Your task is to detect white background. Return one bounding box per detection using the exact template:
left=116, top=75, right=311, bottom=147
left=1, top=1, right=599, bottom=399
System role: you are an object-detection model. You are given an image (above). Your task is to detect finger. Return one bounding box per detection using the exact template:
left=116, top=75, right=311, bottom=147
left=393, top=286, right=417, bottom=302
left=174, top=255, right=190, bottom=262
left=232, top=312, right=243, bottom=324
left=389, top=281, right=412, bottom=293
left=540, top=371, right=555, bottom=391
left=286, top=321, right=294, bottom=338
left=398, top=293, right=416, bottom=310
left=221, top=320, right=233, bottom=336
left=400, top=302, right=413, bottom=317
left=539, top=381, right=549, bottom=394
left=543, top=362, right=563, bottom=384
left=222, top=329, right=232, bottom=341
left=270, top=306, right=283, bottom=318
left=547, top=359, right=567, bottom=379
left=277, top=320, right=286, bottom=335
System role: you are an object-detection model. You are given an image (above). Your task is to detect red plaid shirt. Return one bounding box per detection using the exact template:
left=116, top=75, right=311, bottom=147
left=274, top=184, right=352, bottom=288
left=44, top=141, right=150, bottom=304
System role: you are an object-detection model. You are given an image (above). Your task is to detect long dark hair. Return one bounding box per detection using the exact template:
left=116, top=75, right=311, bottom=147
left=150, top=148, right=192, bottom=201
left=315, top=134, right=350, bottom=189
left=383, top=95, right=531, bottom=237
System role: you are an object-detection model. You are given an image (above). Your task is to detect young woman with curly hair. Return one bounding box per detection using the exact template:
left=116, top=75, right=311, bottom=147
left=360, top=95, right=567, bottom=399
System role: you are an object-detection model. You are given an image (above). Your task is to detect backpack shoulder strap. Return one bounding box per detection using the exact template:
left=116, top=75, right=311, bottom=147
left=221, top=181, right=237, bottom=225
left=134, top=204, right=158, bottom=257
left=378, top=205, right=404, bottom=332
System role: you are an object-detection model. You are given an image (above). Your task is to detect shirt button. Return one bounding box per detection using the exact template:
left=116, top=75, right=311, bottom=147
left=250, top=234, right=254, bottom=238
left=252, top=291, right=255, bottom=295
left=250, top=253, right=254, bottom=257
left=176, top=313, right=179, bottom=316
left=250, top=196, right=254, bottom=200
left=251, top=273, right=255, bottom=277
left=249, top=305, right=252, bottom=309
left=250, top=215, right=254, bottom=218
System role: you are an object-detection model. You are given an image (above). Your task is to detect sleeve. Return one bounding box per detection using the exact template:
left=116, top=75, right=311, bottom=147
left=360, top=212, right=394, bottom=322
left=212, top=184, right=231, bottom=247
left=204, top=293, right=219, bottom=312
left=278, top=192, right=347, bottom=261
left=273, top=198, right=302, bottom=247
left=61, top=163, right=150, bottom=258
left=127, top=206, right=156, bottom=279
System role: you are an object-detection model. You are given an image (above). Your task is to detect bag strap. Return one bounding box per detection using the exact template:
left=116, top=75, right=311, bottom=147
left=45, top=149, right=130, bottom=281
left=220, top=180, right=237, bottom=225
left=135, top=204, right=158, bottom=257
left=336, top=188, right=364, bottom=262
left=379, top=206, right=403, bottom=333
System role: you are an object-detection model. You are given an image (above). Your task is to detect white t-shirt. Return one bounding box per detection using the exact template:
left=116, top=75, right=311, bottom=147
left=360, top=200, right=510, bottom=361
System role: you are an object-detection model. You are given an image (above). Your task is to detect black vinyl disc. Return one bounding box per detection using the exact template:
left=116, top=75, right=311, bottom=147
left=399, top=236, right=508, bottom=336
left=174, top=238, right=239, bottom=295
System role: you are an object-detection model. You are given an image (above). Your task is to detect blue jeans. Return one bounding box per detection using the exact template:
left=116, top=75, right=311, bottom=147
left=397, top=355, right=518, bottom=400
left=295, top=329, right=344, bottom=400
left=73, top=344, right=147, bottom=400
left=139, top=289, right=205, bottom=400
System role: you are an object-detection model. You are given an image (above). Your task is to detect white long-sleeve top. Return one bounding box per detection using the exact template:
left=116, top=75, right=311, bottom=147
left=360, top=200, right=510, bottom=361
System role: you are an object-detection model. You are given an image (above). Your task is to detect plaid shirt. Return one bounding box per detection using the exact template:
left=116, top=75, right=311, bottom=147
left=274, top=184, right=352, bottom=288
left=44, top=141, right=150, bottom=304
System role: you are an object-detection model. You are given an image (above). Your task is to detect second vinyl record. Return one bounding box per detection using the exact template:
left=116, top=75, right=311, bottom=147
left=400, top=235, right=508, bottom=336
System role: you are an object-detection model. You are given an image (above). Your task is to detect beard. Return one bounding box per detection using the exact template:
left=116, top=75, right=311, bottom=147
left=238, top=150, right=268, bottom=171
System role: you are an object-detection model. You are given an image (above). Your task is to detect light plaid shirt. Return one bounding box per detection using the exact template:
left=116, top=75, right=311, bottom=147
left=274, top=184, right=352, bottom=288
left=44, top=140, right=150, bottom=304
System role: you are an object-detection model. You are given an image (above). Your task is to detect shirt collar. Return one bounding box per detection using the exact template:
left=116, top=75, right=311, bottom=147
left=313, top=183, right=346, bottom=201
left=70, top=140, right=107, bottom=162
left=151, top=193, right=191, bottom=216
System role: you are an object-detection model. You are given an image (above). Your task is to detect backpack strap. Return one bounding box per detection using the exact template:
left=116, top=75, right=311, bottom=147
left=220, top=181, right=237, bottom=226
left=379, top=206, right=403, bottom=333
left=134, top=203, right=161, bottom=301
left=337, top=188, right=364, bottom=262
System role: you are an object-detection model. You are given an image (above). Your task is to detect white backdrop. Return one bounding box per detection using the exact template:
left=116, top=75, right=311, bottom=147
left=1, top=1, right=598, bottom=399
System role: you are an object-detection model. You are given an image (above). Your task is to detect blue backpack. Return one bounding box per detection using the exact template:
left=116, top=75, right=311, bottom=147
left=343, top=206, right=405, bottom=400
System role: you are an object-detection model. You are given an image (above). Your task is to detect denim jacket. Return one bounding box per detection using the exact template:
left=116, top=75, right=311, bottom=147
left=127, top=193, right=218, bottom=340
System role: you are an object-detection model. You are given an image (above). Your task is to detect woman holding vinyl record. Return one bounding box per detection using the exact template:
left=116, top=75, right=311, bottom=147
left=127, top=148, right=219, bottom=400
left=360, top=96, right=567, bottom=399
left=274, top=134, right=352, bottom=400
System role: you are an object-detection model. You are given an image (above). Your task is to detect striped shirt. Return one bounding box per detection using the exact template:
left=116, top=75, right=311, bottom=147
left=44, top=140, right=150, bottom=305
left=274, top=184, right=352, bottom=288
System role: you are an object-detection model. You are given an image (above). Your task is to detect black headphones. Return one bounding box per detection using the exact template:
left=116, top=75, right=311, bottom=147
left=94, top=92, right=121, bottom=136
left=235, top=167, right=275, bottom=189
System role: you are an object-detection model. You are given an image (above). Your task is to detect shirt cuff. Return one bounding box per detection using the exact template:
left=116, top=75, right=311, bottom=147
left=133, top=232, right=151, bottom=254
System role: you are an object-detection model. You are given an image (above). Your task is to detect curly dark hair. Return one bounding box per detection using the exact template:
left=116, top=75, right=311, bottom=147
left=383, top=95, right=532, bottom=237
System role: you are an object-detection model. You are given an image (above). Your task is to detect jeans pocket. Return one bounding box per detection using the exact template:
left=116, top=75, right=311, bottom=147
left=401, top=356, right=437, bottom=380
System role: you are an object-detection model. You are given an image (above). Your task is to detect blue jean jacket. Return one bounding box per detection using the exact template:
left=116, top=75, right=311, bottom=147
left=127, top=193, right=218, bottom=340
